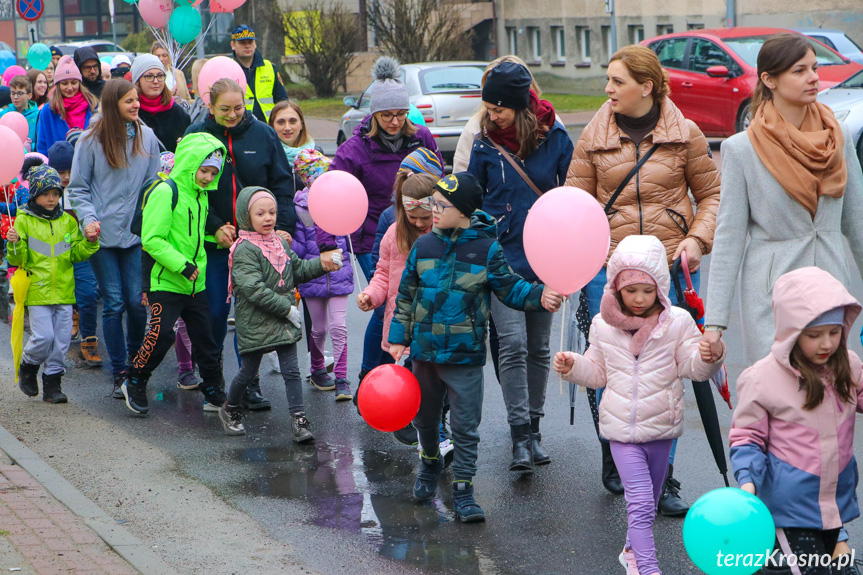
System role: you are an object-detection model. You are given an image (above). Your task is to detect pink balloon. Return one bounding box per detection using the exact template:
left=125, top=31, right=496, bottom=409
left=523, top=187, right=611, bottom=294
left=0, top=112, right=29, bottom=143
left=218, top=0, right=246, bottom=9
left=197, top=56, right=247, bottom=105
left=308, top=171, right=368, bottom=236
left=138, top=0, right=173, bottom=28
left=2, top=66, right=27, bottom=85
left=0, top=126, right=25, bottom=185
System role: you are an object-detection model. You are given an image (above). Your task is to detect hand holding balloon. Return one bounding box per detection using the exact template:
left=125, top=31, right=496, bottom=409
left=541, top=287, right=565, bottom=312
left=6, top=227, right=18, bottom=243
left=388, top=344, right=406, bottom=363
left=553, top=352, right=574, bottom=374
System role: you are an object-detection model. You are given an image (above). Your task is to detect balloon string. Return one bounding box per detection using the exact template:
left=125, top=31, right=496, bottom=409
left=559, top=296, right=567, bottom=395
left=347, top=235, right=363, bottom=294
left=4, top=186, right=15, bottom=255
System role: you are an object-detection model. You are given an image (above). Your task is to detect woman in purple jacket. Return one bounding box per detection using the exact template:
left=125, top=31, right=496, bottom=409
left=330, top=56, right=442, bottom=281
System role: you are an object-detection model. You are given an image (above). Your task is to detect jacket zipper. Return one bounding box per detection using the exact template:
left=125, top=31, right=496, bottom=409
left=227, top=131, right=238, bottom=229
left=629, top=358, right=639, bottom=443
left=190, top=191, right=203, bottom=295
left=188, top=208, right=193, bottom=236
left=49, top=220, right=55, bottom=301
left=635, top=144, right=644, bottom=234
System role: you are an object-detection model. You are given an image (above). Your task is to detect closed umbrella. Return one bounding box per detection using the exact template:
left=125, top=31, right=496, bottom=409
left=10, top=268, right=30, bottom=383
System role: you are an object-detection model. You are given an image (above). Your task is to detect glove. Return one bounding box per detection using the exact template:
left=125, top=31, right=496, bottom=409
left=331, top=251, right=343, bottom=269
left=287, top=306, right=302, bottom=329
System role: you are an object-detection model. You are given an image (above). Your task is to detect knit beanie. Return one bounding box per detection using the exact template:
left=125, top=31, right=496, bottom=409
left=805, top=307, right=845, bottom=329
left=111, top=54, right=132, bottom=70
left=399, top=147, right=444, bottom=179
left=434, top=172, right=483, bottom=217
left=615, top=269, right=656, bottom=290
left=49, top=46, right=63, bottom=59
left=200, top=149, right=224, bottom=171
left=159, top=152, right=175, bottom=175
left=293, top=148, right=331, bottom=187
left=47, top=141, right=74, bottom=172
left=54, top=56, right=82, bottom=85
left=369, top=56, right=409, bottom=115
left=65, top=127, right=83, bottom=147
left=130, top=54, right=165, bottom=87
left=27, top=164, right=62, bottom=199
left=482, top=61, right=532, bottom=110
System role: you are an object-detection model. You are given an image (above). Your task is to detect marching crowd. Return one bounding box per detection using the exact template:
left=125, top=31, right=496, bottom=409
left=3, top=24, right=863, bottom=575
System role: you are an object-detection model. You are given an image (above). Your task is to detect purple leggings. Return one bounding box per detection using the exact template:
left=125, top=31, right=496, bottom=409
left=610, top=439, right=674, bottom=575
left=174, top=318, right=193, bottom=373
left=305, top=295, right=348, bottom=379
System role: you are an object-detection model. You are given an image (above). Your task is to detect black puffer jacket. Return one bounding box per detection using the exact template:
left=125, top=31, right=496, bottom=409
left=184, top=111, right=297, bottom=241
left=139, top=102, right=191, bottom=153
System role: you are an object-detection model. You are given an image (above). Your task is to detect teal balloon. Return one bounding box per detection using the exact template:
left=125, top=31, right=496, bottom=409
left=122, top=0, right=136, bottom=4
left=175, top=0, right=195, bottom=5
left=100, top=56, right=113, bottom=64
left=26, top=43, right=52, bottom=71
left=683, top=488, right=776, bottom=575
left=0, top=50, right=15, bottom=72
left=169, top=5, right=202, bottom=44
left=408, top=103, right=424, bottom=125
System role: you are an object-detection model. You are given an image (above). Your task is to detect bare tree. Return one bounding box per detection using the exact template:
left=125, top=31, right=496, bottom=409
left=367, top=0, right=475, bottom=64
left=283, top=1, right=365, bottom=98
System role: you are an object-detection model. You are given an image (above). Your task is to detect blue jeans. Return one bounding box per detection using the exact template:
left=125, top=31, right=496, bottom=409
left=361, top=306, right=387, bottom=372
left=585, top=266, right=701, bottom=465
left=73, top=261, right=99, bottom=339
left=88, top=246, right=147, bottom=375
left=354, top=252, right=373, bottom=283
left=205, top=247, right=240, bottom=364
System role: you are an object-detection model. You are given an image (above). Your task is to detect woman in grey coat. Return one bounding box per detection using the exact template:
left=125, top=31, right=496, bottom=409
left=704, top=34, right=863, bottom=366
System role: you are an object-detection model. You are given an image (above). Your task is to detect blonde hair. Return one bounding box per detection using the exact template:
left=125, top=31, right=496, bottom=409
left=191, top=58, right=208, bottom=98
left=150, top=41, right=172, bottom=70
left=609, top=45, right=671, bottom=103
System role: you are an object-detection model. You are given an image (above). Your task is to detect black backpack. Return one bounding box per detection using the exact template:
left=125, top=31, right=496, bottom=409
left=130, top=175, right=179, bottom=237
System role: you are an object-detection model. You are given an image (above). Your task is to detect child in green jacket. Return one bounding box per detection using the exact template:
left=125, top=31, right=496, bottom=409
left=122, top=132, right=228, bottom=417
left=7, top=165, right=99, bottom=402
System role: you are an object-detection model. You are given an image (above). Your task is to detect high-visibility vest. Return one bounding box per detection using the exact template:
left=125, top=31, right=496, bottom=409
left=246, top=59, right=277, bottom=119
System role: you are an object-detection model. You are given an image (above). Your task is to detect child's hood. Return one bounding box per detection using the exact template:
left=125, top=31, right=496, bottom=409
left=236, top=186, right=277, bottom=232
left=170, top=133, right=226, bottom=195
left=770, top=267, right=861, bottom=370
left=604, top=235, right=672, bottom=313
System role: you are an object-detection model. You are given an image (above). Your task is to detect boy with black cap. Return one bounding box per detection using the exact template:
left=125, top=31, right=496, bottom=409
left=387, top=172, right=564, bottom=522
left=7, top=164, right=99, bottom=403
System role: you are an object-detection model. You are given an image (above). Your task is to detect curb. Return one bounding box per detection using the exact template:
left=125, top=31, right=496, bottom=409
left=0, top=424, right=178, bottom=575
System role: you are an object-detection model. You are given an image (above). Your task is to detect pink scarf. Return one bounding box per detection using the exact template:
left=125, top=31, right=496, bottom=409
left=227, top=230, right=289, bottom=298
left=139, top=92, right=174, bottom=114
left=63, top=92, right=89, bottom=130
left=600, top=291, right=661, bottom=356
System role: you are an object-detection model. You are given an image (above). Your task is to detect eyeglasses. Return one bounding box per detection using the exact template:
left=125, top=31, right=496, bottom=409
left=9, top=91, right=29, bottom=98
left=378, top=111, right=407, bottom=123
left=430, top=198, right=454, bottom=214
left=141, top=73, right=167, bottom=83
left=81, top=63, right=100, bottom=72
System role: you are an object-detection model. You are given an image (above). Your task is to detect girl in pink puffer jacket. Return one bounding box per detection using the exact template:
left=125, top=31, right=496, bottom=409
left=553, top=234, right=724, bottom=575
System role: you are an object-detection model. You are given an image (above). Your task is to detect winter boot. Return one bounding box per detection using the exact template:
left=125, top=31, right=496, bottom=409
left=509, top=423, right=534, bottom=472
left=70, top=309, right=80, bottom=341
left=79, top=336, right=103, bottom=368
left=291, top=411, right=314, bottom=443
left=309, top=369, right=335, bottom=391
left=41, top=372, right=67, bottom=404
left=219, top=404, right=246, bottom=435
left=334, top=378, right=352, bottom=401
left=241, top=376, right=271, bottom=410
left=18, top=362, right=39, bottom=397
left=658, top=464, right=690, bottom=517
left=452, top=481, right=485, bottom=523
left=413, top=450, right=443, bottom=503
left=393, top=424, right=419, bottom=446
left=121, top=374, right=149, bottom=416
left=601, top=440, right=624, bottom=495
left=530, top=417, right=551, bottom=466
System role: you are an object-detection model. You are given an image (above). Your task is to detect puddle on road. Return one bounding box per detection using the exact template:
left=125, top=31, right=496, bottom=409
left=231, top=443, right=497, bottom=573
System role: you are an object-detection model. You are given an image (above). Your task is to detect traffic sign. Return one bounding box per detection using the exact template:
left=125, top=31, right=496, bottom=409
left=17, top=0, right=43, bottom=22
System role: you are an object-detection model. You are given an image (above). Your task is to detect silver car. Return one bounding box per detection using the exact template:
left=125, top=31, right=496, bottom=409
left=56, top=40, right=136, bottom=62
left=796, top=28, right=863, bottom=65
left=818, top=68, right=863, bottom=165
left=338, top=61, right=487, bottom=163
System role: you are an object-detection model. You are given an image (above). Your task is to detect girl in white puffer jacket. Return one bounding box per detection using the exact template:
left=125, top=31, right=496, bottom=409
left=553, top=234, right=725, bottom=575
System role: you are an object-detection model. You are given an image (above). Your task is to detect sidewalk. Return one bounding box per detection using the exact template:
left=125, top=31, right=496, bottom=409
left=0, top=457, right=138, bottom=574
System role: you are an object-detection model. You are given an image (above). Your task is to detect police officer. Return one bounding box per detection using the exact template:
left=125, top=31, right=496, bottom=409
left=230, top=24, right=288, bottom=122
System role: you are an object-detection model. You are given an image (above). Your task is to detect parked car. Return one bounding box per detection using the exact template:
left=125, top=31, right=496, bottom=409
left=796, top=28, right=863, bottom=65
left=642, top=27, right=862, bottom=137
left=338, top=61, right=487, bottom=164
left=818, top=68, right=863, bottom=165
left=55, top=40, right=135, bottom=61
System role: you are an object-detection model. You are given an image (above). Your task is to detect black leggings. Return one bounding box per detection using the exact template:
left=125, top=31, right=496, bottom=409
left=761, top=528, right=841, bottom=575
left=227, top=344, right=304, bottom=414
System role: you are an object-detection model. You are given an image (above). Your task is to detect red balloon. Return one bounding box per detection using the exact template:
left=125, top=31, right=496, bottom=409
left=357, top=364, right=421, bottom=432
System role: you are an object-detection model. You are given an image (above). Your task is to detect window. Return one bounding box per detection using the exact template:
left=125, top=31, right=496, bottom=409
left=578, top=26, right=591, bottom=63
left=687, top=23, right=705, bottom=30
left=507, top=27, right=518, bottom=55
left=529, top=27, right=541, bottom=62
left=552, top=26, right=565, bottom=62
left=688, top=38, right=736, bottom=74
left=650, top=37, right=688, bottom=69
left=418, top=65, right=484, bottom=94
left=809, top=35, right=837, bottom=51
left=656, top=24, right=673, bottom=36
left=601, top=25, right=613, bottom=63
left=628, top=25, right=644, bottom=45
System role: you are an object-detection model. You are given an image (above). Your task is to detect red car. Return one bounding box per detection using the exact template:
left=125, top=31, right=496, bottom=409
left=641, top=27, right=863, bottom=137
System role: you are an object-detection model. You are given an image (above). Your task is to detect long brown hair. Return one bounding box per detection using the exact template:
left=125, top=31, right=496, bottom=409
left=268, top=100, right=311, bottom=148
left=395, top=173, right=437, bottom=255
left=87, top=79, right=146, bottom=170
left=752, top=34, right=816, bottom=113
left=367, top=113, right=418, bottom=139
left=610, top=45, right=671, bottom=103
left=135, top=67, right=172, bottom=107
left=790, top=333, right=855, bottom=410
left=479, top=106, right=547, bottom=160
left=49, top=80, right=98, bottom=122
left=26, top=68, right=48, bottom=106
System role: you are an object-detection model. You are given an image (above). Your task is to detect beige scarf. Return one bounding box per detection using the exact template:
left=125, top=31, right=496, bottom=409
left=748, top=100, right=846, bottom=218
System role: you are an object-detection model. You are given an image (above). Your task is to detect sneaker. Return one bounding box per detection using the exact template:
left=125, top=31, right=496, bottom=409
left=334, top=378, right=352, bottom=401
left=219, top=404, right=246, bottom=435
left=203, top=401, right=221, bottom=412
left=291, top=412, right=314, bottom=443
left=80, top=336, right=103, bottom=368
left=177, top=370, right=201, bottom=390
left=619, top=547, right=638, bottom=575
left=111, top=371, right=127, bottom=399
left=393, top=424, right=419, bottom=446
left=309, top=369, right=335, bottom=391
left=121, top=378, right=148, bottom=416
left=413, top=451, right=443, bottom=503
left=200, top=383, right=226, bottom=411
left=439, top=438, right=454, bottom=468
left=70, top=309, right=80, bottom=341
left=452, top=481, right=485, bottom=522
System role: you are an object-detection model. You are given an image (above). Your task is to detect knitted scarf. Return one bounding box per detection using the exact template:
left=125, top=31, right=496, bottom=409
left=63, top=92, right=89, bottom=130
left=138, top=92, right=173, bottom=114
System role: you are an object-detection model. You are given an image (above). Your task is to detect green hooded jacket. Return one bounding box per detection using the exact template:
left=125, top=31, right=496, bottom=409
left=142, top=132, right=225, bottom=295
left=231, top=186, right=327, bottom=354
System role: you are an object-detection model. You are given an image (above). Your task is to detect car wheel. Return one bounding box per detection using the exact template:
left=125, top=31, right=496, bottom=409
left=336, top=130, right=346, bottom=147
left=735, top=100, right=751, bottom=133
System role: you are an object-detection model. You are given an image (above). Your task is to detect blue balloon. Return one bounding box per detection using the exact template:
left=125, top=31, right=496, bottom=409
left=683, top=488, right=776, bottom=575
left=27, top=43, right=52, bottom=71
left=0, top=50, right=16, bottom=73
